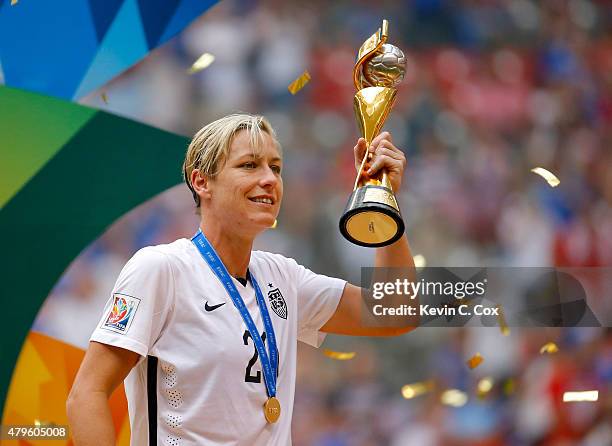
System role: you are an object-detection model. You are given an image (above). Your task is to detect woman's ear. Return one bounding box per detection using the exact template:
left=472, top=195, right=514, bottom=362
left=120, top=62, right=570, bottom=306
left=191, top=169, right=212, bottom=202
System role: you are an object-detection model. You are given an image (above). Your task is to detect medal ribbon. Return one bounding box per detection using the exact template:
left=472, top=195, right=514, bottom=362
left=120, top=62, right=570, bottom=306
left=191, top=230, right=279, bottom=399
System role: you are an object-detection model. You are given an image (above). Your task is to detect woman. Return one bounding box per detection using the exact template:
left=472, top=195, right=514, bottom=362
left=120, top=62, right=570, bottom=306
left=67, top=114, right=416, bottom=445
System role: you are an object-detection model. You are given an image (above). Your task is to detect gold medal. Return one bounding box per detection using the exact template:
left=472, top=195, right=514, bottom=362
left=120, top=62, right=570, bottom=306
left=264, top=396, right=281, bottom=423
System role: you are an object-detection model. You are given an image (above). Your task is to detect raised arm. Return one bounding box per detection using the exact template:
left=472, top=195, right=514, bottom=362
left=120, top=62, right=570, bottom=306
left=322, top=132, right=418, bottom=336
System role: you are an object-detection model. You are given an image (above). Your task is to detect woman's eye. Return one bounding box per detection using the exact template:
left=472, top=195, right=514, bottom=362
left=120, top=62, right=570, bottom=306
left=242, top=162, right=256, bottom=169
left=271, top=165, right=282, bottom=174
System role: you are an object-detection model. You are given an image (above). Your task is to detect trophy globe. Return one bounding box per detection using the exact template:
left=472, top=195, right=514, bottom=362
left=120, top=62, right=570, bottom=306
left=362, top=44, right=406, bottom=88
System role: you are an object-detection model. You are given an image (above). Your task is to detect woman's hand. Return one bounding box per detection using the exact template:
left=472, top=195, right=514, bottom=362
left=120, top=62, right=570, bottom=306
left=353, top=131, right=407, bottom=193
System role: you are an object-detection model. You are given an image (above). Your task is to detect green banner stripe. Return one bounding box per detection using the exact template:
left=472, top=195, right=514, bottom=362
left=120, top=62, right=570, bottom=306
left=0, top=111, right=189, bottom=415
left=0, top=87, right=97, bottom=209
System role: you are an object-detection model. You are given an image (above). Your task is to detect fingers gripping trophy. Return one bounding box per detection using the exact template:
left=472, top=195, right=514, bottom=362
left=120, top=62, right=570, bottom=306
left=339, top=20, right=407, bottom=247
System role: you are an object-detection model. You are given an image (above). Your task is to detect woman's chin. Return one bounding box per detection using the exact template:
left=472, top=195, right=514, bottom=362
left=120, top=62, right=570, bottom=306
left=247, top=214, right=277, bottom=231
left=258, top=217, right=277, bottom=229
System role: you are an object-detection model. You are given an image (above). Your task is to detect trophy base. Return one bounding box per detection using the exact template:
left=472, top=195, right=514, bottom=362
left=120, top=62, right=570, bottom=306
left=339, top=185, right=404, bottom=247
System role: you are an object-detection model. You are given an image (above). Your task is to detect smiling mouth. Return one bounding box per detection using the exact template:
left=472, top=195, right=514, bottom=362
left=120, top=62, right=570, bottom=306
left=249, top=197, right=274, bottom=205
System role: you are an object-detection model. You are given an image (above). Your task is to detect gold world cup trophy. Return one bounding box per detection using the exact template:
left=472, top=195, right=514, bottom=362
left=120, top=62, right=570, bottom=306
left=339, top=20, right=407, bottom=247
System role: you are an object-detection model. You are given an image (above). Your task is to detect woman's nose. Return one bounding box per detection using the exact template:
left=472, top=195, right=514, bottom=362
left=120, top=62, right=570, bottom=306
left=259, top=166, right=279, bottom=187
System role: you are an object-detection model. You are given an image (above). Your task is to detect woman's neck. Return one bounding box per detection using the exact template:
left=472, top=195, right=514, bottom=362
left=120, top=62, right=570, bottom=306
left=199, top=220, right=253, bottom=279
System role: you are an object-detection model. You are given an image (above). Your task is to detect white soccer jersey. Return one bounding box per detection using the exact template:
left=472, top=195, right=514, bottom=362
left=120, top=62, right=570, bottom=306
left=90, top=238, right=346, bottom=446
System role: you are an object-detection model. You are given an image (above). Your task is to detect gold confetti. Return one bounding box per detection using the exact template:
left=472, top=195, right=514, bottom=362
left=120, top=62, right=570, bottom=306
left=11, top=0, right=18, bottom=5
left=531, top=167, right=560, bottom=187
left=188, top=53, right=215, bottom=74
left=466, top=353, right=484, bottom=369
left=101, top=92, right=108, bottom=104
left=441, top=389, right=468, bottom=407
left=477, top=377, right=494, bottom=398
left=539, top=342, right=559, bottom=354
left=563, top=390, right=598, bottom=402
left=270, top=219, right=277, bottom=229
left=323, top=349, right=356, bottom=360
left=413, top=254, right=427, bottom=268
left=497, top=304, right=510, bottom=336
left=449, top=297, right=477, bottom=309
left=401, top=380, right=434, bottom=399
left=288, top=70, right=311, bottom=95
left=503, top=378, right=515, bottom=396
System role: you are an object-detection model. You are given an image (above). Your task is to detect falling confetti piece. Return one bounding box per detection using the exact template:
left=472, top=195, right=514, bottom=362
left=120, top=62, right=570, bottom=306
left=288, top=70, right=311, bottom=95
left=503, top=378, right=515, bottom=396
left=497, top=304, right=510, bottom=336
left=11, top=0, right=18, bottom=5
left=563, top=391, right=598, bottom=402
left=477, top=377, right=494, bottom=398
left=401, top=380, right=435, bottom=399
left=101, top=92, right=108, bottom=104
left=466, top=353, right=484, bottom=369
left=449, top=297, right=477, bottom=309
left=539, top=342, right=559, bottom=354
left=188, top=53, right=215, bottom=74
left=441, top=389, right=468, bottom=407
left=413, top=254, right=427, bottom=268
left=531, top=167, right=560, bottom=187
left=269, top=219, right=277, bottom=229
left=323, top=349, right=356, bottom=360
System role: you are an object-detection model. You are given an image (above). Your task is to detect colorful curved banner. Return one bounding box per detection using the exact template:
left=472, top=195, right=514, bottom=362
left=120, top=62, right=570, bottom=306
left=1, top=332, right=130, bottom=446
left=0, top=0, right=217, bottom=99
left=0, top=85, right=189, bottom=416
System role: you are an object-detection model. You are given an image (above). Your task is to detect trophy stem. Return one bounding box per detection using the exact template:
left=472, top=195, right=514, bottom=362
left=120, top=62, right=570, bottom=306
left=353, top=151, right=370, bottom=190
left=352, top=86, right=397, bottom=191
left=353, top=87, right=397, bottom=144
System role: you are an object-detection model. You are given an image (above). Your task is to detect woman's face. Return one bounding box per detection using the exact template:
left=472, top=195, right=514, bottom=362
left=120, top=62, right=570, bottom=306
left=206, top=130, right=283, bottom=236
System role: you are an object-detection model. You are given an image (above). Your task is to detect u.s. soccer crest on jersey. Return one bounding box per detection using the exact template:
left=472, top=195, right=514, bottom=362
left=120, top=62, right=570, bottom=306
left=102, top=293, right=140, bottom=333
left=267, top=287, right=287, bottom=319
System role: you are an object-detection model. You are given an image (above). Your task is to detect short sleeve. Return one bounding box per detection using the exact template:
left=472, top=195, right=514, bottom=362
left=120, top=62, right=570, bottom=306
left=289, top=259, right=346, bottom=348
left=89, top=247, right=174, bottom=358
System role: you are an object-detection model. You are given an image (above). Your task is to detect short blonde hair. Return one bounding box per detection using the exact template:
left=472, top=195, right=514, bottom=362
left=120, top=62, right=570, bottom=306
left=183, top=113, right=279, bottom=208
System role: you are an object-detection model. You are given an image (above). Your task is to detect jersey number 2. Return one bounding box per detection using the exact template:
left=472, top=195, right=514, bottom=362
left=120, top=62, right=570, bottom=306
left=243, top=330, right=266, bottom=383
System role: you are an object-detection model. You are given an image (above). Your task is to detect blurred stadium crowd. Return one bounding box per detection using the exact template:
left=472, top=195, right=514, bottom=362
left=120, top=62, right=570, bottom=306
left=32, top=1, right=610, bottom=444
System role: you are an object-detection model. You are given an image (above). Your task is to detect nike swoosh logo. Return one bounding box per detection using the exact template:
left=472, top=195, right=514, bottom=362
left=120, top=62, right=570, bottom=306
left=205, top=301, right=226, bottom=312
